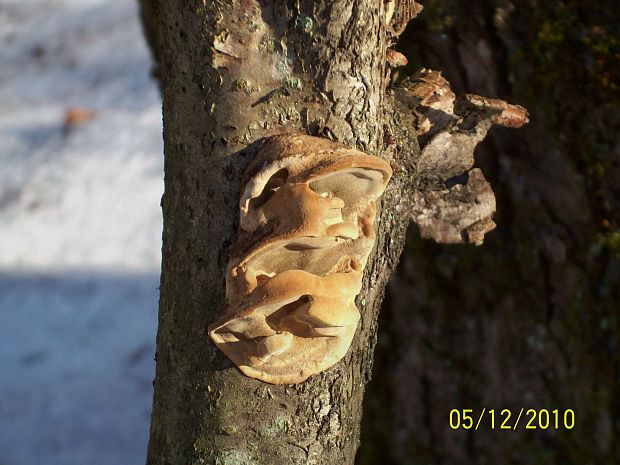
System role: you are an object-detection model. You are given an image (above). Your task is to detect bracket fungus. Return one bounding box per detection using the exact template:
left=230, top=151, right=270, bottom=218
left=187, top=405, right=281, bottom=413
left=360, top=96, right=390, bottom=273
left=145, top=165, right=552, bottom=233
left=209, top=134, right=392, bottom=384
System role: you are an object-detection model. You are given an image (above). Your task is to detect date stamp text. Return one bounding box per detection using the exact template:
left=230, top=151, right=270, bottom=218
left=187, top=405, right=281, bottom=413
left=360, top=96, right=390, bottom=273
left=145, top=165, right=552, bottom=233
left=449, top=408, right=575, bottom=430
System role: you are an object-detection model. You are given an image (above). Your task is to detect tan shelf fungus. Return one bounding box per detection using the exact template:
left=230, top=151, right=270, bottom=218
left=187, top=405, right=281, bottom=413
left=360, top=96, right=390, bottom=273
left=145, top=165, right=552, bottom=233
left=209, top=134, right=392, bottom=384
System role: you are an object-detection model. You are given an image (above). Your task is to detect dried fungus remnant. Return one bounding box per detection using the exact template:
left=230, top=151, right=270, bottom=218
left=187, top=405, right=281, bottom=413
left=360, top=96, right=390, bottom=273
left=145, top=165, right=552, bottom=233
left=395, top=68, right=529, bottom=245
left=209, top=134, right=392, bottom=384
left=385, top=0, right=424, bottom=38
left=386, top=49, right=408, bottom=68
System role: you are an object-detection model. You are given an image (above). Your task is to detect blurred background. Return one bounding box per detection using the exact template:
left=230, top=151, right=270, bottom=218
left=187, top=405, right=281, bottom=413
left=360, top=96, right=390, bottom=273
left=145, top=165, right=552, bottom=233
left=0, top=1, right=162, bottom=464
left=1, top=0, right=618, bottom=464
left=360, top=1, right=620, bottom=464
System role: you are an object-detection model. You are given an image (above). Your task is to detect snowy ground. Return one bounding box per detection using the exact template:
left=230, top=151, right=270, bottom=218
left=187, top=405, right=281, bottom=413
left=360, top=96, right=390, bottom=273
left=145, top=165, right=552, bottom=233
left=0, top=1, right=163, bottom=464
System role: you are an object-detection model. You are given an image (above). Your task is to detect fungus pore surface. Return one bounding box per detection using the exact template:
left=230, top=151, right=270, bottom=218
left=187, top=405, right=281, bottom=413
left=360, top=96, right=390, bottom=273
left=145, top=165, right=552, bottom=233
left=209, top=133, right=392, bottom=384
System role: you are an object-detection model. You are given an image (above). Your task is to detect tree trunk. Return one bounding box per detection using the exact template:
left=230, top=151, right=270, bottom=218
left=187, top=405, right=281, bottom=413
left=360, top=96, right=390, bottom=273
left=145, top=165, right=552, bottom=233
left=146, top=2, right=417, bottom=464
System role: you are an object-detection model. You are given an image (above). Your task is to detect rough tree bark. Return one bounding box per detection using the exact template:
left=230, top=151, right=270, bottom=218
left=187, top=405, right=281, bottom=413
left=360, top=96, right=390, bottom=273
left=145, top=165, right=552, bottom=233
left=146, top=2, right=418, bottom=464
left=143, top=0, right=528, bottom=463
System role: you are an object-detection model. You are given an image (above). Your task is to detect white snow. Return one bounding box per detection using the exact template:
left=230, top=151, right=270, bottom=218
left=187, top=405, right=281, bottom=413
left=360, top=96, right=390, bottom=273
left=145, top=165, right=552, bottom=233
left=0, top=0, right=163, bottom=464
